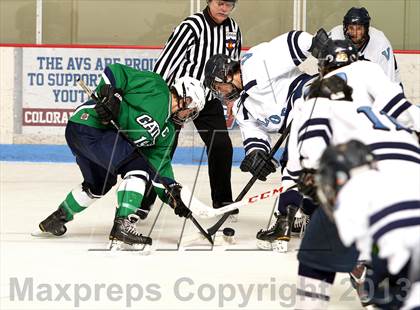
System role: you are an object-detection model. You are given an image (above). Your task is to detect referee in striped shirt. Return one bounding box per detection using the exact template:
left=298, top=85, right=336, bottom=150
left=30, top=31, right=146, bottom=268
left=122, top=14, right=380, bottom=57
left=139, top=0, right=242, bottom=215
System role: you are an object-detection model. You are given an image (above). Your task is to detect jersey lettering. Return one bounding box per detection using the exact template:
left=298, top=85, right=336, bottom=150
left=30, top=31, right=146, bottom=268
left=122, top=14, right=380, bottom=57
left=161, top=127, right=169, bottom=138
left=256, top=115, right=281, bottom=127
left=134, top=136, right=152, bottom=147
left=136, top=115, right=161, bottom=141
left=382, top=47, right=391, bottom=61
left=241, top=53, right=253, bottom=65
left=357, top=106, right=410, bottom=132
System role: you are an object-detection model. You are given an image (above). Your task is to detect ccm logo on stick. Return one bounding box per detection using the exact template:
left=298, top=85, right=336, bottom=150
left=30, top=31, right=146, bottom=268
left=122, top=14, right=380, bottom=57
left=248, top=187, right=284, bottom=204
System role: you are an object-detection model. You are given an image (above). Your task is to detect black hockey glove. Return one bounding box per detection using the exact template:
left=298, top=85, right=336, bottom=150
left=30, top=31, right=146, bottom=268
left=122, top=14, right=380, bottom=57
left=240, top=150, right=278, bottom=181
left=165, top=183, right=192, bottom=218
left=297, top=168, right=319, bottom=203
left=309, top=28, right=329, bottom=59
left=95, top=84, right=123, bottom=124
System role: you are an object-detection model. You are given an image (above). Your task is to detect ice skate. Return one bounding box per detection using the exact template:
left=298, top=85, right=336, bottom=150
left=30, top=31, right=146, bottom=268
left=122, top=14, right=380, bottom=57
left=256, top=205, right=297, bottom=252
left=109, top=214, right=152, bottom=252
left=33, top=207, right=69, bottom=237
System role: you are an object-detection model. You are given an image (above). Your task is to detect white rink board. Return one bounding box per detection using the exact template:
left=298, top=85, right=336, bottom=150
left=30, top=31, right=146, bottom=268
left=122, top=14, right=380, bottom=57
left=0, top=162, right=363, bottom=310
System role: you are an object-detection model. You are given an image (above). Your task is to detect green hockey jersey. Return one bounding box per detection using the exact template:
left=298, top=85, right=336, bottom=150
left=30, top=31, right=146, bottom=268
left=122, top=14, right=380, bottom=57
left=70, top=64, right=176, bottom=185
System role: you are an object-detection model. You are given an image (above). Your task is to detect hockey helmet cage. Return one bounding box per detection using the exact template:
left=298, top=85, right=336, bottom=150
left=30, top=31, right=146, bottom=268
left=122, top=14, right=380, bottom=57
left=343, top=7, right=371, bottom=35
left=318, top=39, right=359, bottom=75
left=316, top=140, right=376, bottom=221
left=204, top=54, right=241, bottom=101
left=171, top=77, right=205, bottom=125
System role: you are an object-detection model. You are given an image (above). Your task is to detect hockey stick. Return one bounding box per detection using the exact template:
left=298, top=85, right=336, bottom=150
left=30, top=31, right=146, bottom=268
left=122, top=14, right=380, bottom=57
left=77, top=79, right=214, bottom=245
left=206, top=122, right=292, bottom=235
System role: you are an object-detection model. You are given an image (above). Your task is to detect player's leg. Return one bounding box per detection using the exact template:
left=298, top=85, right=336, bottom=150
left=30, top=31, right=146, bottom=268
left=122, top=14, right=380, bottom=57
left=38, top=123, right=118, bottom=236
left=109, top=156, right=155, bottom=246
left=296, top=207, right=359, bottom=309
left=295, top=263, right=336, bottom=309
left=359, top=255, right=411, bottom=309
left=193, top=98, right=233, bottom=209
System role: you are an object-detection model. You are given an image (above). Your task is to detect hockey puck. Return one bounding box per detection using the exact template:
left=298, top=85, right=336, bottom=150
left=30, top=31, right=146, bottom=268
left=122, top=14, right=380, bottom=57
left=223, top=227, right=235, bottom=237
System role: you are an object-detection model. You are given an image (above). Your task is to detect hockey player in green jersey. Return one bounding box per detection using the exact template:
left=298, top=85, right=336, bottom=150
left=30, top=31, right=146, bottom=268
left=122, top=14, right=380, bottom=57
left=36, top=64, right=205, bottom=248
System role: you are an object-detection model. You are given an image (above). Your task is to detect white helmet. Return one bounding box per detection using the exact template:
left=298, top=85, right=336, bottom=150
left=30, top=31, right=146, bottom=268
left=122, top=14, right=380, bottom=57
left=171, top=77, right=206, bottom=125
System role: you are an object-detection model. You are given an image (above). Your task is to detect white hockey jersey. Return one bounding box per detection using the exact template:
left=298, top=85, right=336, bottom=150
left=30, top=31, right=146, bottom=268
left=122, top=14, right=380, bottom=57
left=282, top=60, right=420, bottom=189
left=290, top=98, right=420, bottom=174
left=335, top=169, right=420, bottom=275
left=286, top=96, right=420, bottom=273
left=324, top=61, right=420, bottom=132
left=233, top=31, right=316, bottom=155
left=329, top=25, right=401, bottom=84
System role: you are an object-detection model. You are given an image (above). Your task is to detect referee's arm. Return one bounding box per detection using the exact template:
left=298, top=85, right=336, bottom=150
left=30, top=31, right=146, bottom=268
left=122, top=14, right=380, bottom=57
left=154, top=23, right=196, bottom=85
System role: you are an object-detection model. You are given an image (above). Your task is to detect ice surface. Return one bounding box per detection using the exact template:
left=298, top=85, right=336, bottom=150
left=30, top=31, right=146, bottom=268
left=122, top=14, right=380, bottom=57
left=0, top=162, right=363, bottom=309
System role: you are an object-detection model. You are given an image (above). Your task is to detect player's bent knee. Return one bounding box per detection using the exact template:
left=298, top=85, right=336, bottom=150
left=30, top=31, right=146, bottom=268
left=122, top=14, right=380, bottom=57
left=81, top=181, right=106, bottom=198
left=118, top=170, right=149, bottom=196
left=81, top=181, right=116, bottom=198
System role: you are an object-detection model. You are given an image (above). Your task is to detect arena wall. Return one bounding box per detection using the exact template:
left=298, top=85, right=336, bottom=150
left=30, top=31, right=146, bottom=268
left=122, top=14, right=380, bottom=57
left=0, top=46, right=419, bottom=146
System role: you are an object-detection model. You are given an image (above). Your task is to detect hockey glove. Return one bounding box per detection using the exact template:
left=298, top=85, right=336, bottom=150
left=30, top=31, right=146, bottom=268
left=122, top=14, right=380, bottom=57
left=165, top=183, right=192, bottom=218
left=240, top=150, right=278, bottom=181
left=95, top=84, right=123, bottom=124
left=297, top=168, right=319, bottom=203
left=309, top=28, right=329, bottom=59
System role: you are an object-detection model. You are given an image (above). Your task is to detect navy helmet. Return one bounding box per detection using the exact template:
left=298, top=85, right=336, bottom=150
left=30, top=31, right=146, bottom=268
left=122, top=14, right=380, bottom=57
left=343, top=7, right=371, bottom=35
left=305, top=75, right=353, bottom=101
left=318, top=39, right=359, bottom=75
left=316, top=140, right=376, bottom=221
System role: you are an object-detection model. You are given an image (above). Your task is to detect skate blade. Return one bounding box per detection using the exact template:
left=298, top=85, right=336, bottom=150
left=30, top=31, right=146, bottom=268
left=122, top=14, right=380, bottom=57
left=109, top=240, right=152, bottom=255
left=31, top=230, right=65, bottom=238
left=88, top=240, right=152, bottom=254
left=256, top=239, right=288, bottom=253
left=256, top=240, right=273, bottom=250
left=272, top=240, right=288, bottom=253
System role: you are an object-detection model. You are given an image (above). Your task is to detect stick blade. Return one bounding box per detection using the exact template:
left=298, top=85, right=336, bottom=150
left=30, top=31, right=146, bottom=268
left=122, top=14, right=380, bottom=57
left=181, top=186, right=216, bottom=218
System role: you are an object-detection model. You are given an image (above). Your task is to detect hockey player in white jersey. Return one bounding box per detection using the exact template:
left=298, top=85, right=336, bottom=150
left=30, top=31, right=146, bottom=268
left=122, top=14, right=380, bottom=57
left=319, top=40, right=419, bottom=133
left=316, top=140, right=420, bottom=310
left=329, top=7, right=401, bottom=84
left=287, top=70, right=419, bottom=309
left=257, top=31, right=417, bottom=252
left=204, top=29, right=330, bottom=250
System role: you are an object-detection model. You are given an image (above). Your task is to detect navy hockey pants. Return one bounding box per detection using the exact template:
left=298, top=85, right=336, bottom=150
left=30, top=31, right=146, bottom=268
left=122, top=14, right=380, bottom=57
left=65, top=121, right=151, bottom=196
left=297, top=206, right=359, bottom=273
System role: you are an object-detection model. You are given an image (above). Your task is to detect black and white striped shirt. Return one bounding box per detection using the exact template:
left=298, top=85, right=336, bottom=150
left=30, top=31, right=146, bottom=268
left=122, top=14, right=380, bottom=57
left=153, top=7, right=242, bottom=87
